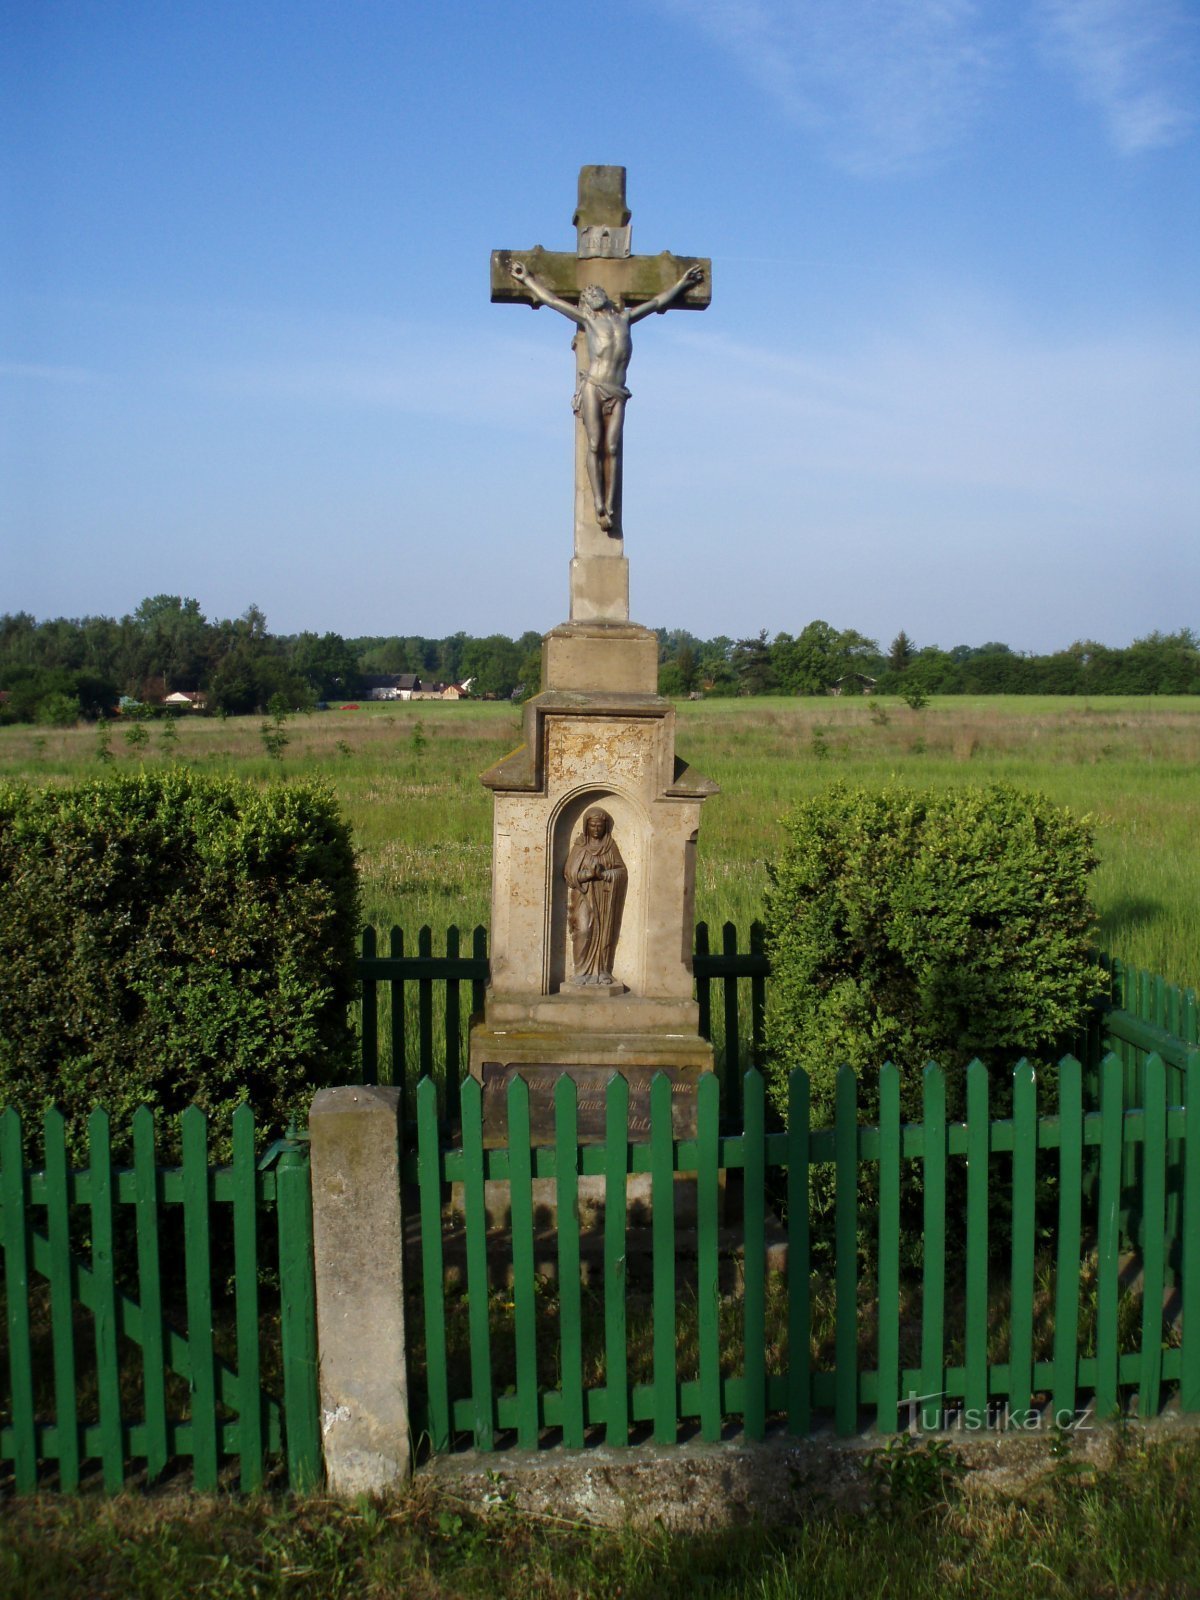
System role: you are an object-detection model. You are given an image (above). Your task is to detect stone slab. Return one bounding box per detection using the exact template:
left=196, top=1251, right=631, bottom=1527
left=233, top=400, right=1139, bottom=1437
left=482, top=990, right=699, bottom=1031
left=423, top=1411, right=1200, bottom=1533
left=542, top=619, right=657, bottom=692
left=480, top=1061, right=704, bottom=1143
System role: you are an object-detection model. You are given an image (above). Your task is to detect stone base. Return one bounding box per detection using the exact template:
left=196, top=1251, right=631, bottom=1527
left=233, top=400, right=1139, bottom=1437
left=468, top=1022, right=715, bottom=1147
left=541, top=620, right=658, bottom=694
left=482, top=990, right=701, bottom=1033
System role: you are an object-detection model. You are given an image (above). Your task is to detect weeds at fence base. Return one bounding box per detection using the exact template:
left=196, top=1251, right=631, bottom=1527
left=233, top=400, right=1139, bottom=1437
left=4, top=1432, right=1200, bottom=1600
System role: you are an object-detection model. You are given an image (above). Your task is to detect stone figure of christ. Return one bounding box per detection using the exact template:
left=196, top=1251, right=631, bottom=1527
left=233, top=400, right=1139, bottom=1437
left=509, top=259, right=705, bottom=535
left=563, top=807, right=627, bottom=986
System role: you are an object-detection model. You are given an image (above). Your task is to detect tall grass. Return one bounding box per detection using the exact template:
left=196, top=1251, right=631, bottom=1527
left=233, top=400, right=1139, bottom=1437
left=3, top=693, right=1198, bottom=987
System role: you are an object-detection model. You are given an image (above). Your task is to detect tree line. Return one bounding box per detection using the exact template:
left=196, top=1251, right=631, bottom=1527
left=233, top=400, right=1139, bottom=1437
left=1, top=599, right=1197, bottom=725
left=657, top=622, right=1200, bottom=699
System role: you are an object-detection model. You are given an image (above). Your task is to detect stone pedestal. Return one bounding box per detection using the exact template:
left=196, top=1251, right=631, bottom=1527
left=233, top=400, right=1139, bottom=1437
left=469, top=669, right=718, bottom=1151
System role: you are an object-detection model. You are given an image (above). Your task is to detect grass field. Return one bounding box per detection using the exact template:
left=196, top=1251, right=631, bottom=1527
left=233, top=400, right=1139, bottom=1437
left=3, top=1428, right=1200, bottom=1599
left=2, top=692, right=1198, bottom=989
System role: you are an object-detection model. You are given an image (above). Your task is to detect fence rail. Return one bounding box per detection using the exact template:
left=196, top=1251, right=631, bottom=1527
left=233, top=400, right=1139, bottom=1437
left=0, top=1106, right=320, bottom=1493
left=405, top=1050, right=1200, bottom=1454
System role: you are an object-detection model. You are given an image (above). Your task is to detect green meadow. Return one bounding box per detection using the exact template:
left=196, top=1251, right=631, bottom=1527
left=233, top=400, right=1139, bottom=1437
left=2, top=693, right=1198, bottom=989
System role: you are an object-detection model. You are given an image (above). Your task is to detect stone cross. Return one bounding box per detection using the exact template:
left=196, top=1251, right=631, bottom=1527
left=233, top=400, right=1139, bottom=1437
left=492, top=166, right=711, bottom=625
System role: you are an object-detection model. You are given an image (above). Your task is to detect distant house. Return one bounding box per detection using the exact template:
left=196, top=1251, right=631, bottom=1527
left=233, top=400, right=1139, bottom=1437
left=362, top=675, right=402, bottom=701
left=411, top=681, right=447, bottom=701
left=439, top=680, right=474, bottom=701
left=362, top=673, right=424, bottom=701
left=163, top=690, right=206, bottom=711
left=829, top=673, right=877, bottom=696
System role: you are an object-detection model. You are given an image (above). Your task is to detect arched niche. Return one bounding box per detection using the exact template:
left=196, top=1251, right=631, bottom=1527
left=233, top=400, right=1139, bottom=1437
left=546, top=787, right=648, bottom=995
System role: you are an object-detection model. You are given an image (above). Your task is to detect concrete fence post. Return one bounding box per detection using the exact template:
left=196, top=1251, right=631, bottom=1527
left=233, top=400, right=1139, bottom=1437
left=309, top=1084, right=410, bottom=1495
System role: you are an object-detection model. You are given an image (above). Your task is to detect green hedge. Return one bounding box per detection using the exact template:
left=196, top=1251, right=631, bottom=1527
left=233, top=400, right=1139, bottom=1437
left=0, top=771, right=359, bottom=1158
left=763, top=782, right=1108, bottom=1127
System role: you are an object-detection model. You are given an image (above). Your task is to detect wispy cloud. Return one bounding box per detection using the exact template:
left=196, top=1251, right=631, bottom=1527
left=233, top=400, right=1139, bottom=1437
left=660, top=0, right=1196, bottom=167
left=1033, top=0, right=1197, bottom=152
left=657, top=0, right=999, bottom=174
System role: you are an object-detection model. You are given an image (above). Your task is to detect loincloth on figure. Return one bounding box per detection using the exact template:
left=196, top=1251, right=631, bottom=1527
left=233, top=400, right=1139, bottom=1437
left=572, top=373, right=632, bottom=417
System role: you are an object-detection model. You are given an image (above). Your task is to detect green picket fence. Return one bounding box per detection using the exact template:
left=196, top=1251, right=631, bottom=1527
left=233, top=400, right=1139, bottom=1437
left=354, top=926, right=1200, bottom=1108
left=1101, top=958, right=1199, bottom=1273
left=0, top=1105, right=320, bottom=1493
left=405, top=1050, right=1200, bottom=1453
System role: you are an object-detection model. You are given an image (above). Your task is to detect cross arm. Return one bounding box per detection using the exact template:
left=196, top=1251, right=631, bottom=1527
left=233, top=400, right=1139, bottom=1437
left=491, top=247, right=712, bottom=309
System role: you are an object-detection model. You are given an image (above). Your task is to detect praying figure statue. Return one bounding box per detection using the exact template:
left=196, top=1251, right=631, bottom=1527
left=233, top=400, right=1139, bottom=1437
left=563, top=807, right=628, bottom=986
left=508, top=258, right=705, bottom=536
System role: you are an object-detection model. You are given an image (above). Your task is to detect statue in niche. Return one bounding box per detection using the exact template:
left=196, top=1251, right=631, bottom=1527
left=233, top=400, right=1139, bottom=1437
left=563, top=807, right=627, bottom=986
left=508, top=258, right=705, bottom=536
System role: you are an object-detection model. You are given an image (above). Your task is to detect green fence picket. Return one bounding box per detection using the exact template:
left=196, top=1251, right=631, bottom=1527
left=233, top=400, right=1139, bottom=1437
left=787, top=1068, right=811, bottom=1435
left=507, top=1075, right=540, bottom=1449
left=697, top=1072, right=722, bottom=1443
left=417, top=1077, right=451, bottom=1452
left=919, top=1064, right=946, bottom=1433
left=834, top=1065, right=859, bottom=1437
left=743, top=1068, right=767, bottom=1439
left=460, top=1076, right=494, bottom=1451
left=1095, top=1053, right=1124, bottom=1420
left=232, top=1105, right=263, bottom=1490
left=1182, top=1050, right=1200, bottom=1413
left=276, top=1131, right=321, bottom=1490
left=391, top=927, right=407, bottom=1108
left=876, top=1063, right=901, bottom=1434
left=1138, top=1054, right=1167, bottom=1419
left=651, top=1074, right=677, bottom=1445
left=131, top=1105, right=167, bottom=1484
left=182, top=1107, right=218, bottom=1489
left=695, top=922, right=713, bottom=1095
left=964, top=1061, right=990, bottom=1426
left=1009, top=1062, right=1037, bottom=1422
left=1, top=1110, right=36, bottom=1492
left=604, top=1074, right=630, bottom=1447
left=418, top=925, right=435, bottom=1078
left=554, top=1076, right=585, bottom=1450
left=471, top=926, right=488, bottom=1018
left=749, top=921, right=767, bottom=1064
left=723, top=924, right=742, bottom=1120
left=1052, top=1057, right=1083, bottom=1424
left=445, top=927, right=463, bottom=1090
left=44, top=1108, right=80, bottom=1491
left=89, top=1108, right=125, bottom=1491
left=360, top=925, right=379, bottom=1086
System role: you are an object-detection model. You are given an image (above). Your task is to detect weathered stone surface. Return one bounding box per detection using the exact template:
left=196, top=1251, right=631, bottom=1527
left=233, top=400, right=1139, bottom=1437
left=543, top=621, right=657, bottom=692
left=478, top=694, right=713, bottom=1005
left=489, top=247, right=710, bottom=309
left=310, top=1085, right=410, bottom=1496
left=423, top=1410, right=1200, bottom=1533
left=471, top=674, right=719, bottom=1148
left=481, top=1062, right=704, bottom=1143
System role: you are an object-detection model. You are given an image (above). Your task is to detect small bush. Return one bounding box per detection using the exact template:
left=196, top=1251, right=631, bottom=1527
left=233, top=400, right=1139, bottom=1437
left=0, top=770, right=360, bottom=1159
left=764, top=782, right=1106, bottom=1128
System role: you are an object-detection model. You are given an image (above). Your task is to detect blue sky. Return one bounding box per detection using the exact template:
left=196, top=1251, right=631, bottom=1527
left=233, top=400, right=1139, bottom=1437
left=4, top=0, right=1198, bottom=651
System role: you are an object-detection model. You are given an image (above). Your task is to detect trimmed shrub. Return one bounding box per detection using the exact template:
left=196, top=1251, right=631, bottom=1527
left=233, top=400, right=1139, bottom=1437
left=0, top=770, right=359, bottom=1159
left=764, top=782, right=1107, bottom=1127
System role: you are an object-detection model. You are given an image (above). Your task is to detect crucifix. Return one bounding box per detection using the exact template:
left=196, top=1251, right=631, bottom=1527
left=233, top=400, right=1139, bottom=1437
left=491, top=166, right=711, bottom=624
